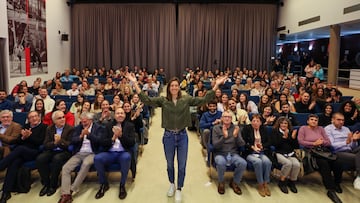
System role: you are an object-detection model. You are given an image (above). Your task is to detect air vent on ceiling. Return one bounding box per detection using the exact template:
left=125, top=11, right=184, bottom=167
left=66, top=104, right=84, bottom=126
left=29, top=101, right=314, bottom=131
left=298, top=16, right=320, bottom=26
left=277, top=26, right=286, bottom=32
left=344, top=3, right=360, bottom=14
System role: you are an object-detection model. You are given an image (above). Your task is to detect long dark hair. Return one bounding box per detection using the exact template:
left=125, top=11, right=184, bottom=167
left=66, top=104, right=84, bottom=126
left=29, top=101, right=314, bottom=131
left=75, top=93, right=85, bottom=107
left=35, top=99, right=45, bottom=120
left=339, top=100, right=357, bottom=115
left=52, top=99, right=68, bottom=113
left=239, top=93, right=249, bottom=110
left=166, top=77, right=182, bottom=101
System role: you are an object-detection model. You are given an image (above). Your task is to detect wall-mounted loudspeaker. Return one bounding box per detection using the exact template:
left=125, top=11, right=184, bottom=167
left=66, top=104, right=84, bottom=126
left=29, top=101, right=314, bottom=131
left=61, top=34, right=69, bottom=41
left=279, top=34, right=286, bottom=40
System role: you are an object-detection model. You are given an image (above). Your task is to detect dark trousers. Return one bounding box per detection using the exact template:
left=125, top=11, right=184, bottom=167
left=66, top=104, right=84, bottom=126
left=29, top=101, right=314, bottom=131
left=36, top=150, right=71, bottom=188
left=316, top=157, right=340, bottom=191
left=334, top=149, right=360, bottom=182
left=0, top=146, right=39, bottom=192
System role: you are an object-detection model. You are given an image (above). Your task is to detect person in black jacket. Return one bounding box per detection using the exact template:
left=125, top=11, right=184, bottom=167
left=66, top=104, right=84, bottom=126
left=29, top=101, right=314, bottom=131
left=12, top=91, right=31, bottom=113
left=93, top=107, right=136, bottom=200
left=58, top=112, right=105, bottom=203
left=278, top=102, right=299, bottom=127
left=0, top=111, right=47, bottom=203
left=36, top=110, right=74, bottom=197
left=271, top=117, right=300, bottom=194
left=242, top=114, right=272, bottom=197
left=123, top=101, right=143, bottom=179
left=339, top=100, right=360, bottom=130
left=318, top=103, right=333, bottom=127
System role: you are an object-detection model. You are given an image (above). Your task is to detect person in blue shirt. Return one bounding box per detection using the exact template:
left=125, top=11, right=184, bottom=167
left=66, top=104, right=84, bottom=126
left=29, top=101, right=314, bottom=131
left=199, top=100, right=222, bottom=148
left=12, top=91, right=31, bottom=112
left=313, top=64, right=324, bottom=81
left=324, top=112, right=360, bottom=192
left=0, top=90, right=13, bottom=111
left=60, top=68, right=79, bottom=83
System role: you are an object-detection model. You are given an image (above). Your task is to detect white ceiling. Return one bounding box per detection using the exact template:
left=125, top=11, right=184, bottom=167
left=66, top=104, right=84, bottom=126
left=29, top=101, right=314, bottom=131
left=277, top=19, right=360, bottom=44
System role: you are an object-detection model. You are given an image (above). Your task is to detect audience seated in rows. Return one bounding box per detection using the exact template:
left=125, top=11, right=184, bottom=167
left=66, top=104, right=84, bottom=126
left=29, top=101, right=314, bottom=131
left=0, top=111, right=47, bottom=202
left=2, top=64, right=360, bottom=202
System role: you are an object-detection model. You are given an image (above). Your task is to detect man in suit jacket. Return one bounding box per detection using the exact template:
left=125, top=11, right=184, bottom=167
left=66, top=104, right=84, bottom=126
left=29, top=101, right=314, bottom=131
left=93, top=107, right=135, bottom=200
left=0, top=110, right=22, bottom=158
left=58, top=112, right=105, bottom=203
left=0, top=111, right=47, bottom=202
left=36, top=110, right=74, bottom=197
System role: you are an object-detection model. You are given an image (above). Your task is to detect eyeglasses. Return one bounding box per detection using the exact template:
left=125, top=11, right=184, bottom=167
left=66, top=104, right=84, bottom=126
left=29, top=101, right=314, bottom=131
left=57, top=116, right=65, bottom=120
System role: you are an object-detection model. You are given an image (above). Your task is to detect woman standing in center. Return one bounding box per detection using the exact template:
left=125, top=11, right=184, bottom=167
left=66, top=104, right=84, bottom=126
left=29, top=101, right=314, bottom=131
left=127, top=72, right=226, bottom=202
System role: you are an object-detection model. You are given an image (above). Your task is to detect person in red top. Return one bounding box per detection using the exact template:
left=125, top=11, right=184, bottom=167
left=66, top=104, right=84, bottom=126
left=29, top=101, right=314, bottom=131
left=43, top=99, right=75, bottom=126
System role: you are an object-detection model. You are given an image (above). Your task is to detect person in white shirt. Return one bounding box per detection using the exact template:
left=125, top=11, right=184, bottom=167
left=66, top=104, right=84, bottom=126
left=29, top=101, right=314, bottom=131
left=31, top=86, right=55, bottom=114
left=66, top=83, right=79, bottom=96
left=58, top=112, right=105, bottom=203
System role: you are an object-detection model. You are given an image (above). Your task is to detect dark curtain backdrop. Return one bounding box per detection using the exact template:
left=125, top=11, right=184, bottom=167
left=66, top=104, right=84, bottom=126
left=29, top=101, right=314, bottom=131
left=177, top=4, right=277, bottom=73
left=71, top=4, right=177, bottom=76
left=71, top=3, right=277, bottom=78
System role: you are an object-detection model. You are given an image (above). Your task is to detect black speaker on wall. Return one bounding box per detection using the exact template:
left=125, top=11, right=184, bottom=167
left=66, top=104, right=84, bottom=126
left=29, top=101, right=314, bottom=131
left=279, top=33, right=286, bottom=40
left=61, top=34, right=69, bottom=41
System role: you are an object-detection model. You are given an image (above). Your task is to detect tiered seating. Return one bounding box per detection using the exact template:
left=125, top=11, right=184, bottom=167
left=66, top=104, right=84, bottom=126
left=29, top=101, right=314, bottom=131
left=13, top=112, right=28, bottom=127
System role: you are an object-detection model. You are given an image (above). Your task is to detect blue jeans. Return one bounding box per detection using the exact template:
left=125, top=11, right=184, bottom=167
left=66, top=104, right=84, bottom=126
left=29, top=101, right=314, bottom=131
left=162, top=129, right=188, bottom=189
left=215, top=153, right=247, bottom=184
left=246, top=154, right=272, bottom=184
left=94, top=151, right=131, bottom=186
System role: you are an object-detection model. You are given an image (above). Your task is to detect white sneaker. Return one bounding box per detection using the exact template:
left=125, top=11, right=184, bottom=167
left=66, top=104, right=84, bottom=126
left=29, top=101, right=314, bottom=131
left=354, top=176, right=360, bottom=190
left=167, top=183, right=175, bottom=197
left=175, top=190, right=182, bottom=203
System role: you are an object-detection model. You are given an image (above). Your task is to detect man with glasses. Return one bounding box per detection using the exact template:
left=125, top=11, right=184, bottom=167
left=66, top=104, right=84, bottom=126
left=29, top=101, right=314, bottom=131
left=0, top=110, right=22, bottom=158
left=58, top=112, right=105, bottom=203
left=36, top=110, right=74, bottom=197
left=0, top=111, right=47, bottom=202
left=212, top=110, right=246, bottom=195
